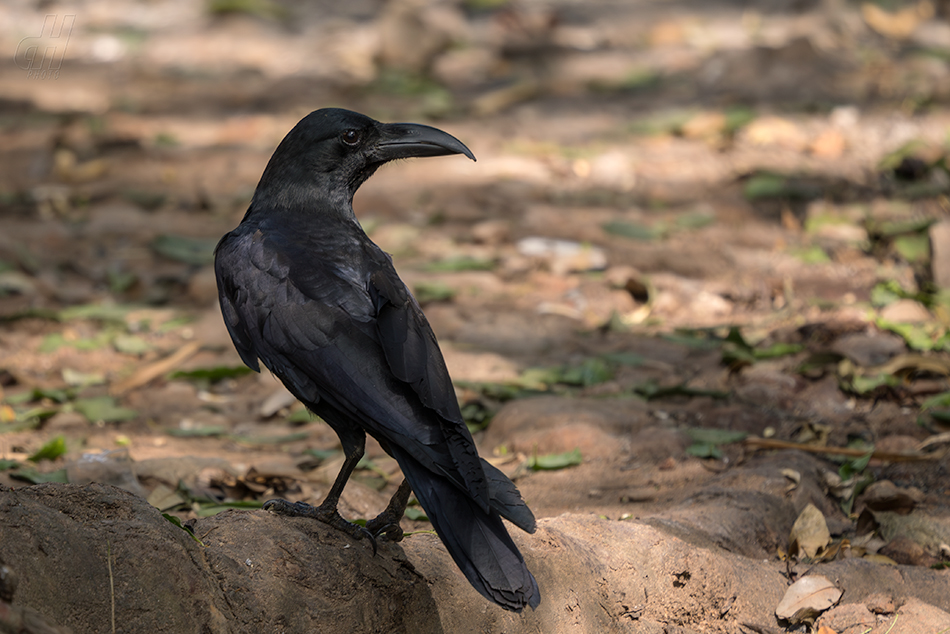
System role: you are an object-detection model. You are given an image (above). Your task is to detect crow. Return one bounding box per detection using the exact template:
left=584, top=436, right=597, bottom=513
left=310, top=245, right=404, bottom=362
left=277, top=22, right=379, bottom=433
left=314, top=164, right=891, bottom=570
left=214, top=108, right=540, bottom=611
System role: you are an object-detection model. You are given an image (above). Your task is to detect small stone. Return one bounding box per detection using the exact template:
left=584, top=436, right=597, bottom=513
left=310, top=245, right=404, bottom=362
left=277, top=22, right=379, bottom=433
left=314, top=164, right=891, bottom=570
left=861, top=480, right=923, bottom=515
left=879, top=535, right=936, bottom=566
left=879, top=299, right=932, bottom=324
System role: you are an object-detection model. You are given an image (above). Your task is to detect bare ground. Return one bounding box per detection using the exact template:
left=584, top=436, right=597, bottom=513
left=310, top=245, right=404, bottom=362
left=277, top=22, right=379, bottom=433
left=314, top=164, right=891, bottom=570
left=2, top=1, right=950, bottom=632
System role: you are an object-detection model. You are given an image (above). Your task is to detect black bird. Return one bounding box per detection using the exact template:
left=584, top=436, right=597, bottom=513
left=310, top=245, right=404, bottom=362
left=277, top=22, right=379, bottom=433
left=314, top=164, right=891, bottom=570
left=214, top=108, right=540, bottom=611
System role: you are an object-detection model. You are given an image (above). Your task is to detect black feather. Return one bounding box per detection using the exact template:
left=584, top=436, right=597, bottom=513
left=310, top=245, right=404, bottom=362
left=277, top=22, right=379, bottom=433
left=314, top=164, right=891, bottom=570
left=214, top=108, right=539, bottom=611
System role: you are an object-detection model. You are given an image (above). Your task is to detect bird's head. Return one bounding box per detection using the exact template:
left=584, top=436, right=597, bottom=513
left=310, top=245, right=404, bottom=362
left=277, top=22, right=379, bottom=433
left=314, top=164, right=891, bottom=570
left=253, top=108, right=475, bottom=212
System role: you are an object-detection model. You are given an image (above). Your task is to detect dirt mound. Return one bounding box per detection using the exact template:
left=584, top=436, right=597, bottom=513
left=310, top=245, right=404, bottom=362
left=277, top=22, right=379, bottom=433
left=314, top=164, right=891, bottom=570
left=3, top=481, right=949, bottom=633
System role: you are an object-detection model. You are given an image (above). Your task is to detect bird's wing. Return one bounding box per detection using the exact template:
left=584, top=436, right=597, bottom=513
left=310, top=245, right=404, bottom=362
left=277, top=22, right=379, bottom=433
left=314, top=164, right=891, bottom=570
left=368, top=262, right=461, bottom=422
left=216, top=226, right=489, bottom=506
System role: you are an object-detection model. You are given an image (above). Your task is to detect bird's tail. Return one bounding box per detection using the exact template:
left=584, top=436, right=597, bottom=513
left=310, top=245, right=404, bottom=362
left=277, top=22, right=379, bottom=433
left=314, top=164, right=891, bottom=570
left=393, top=448, right=540, bottom=612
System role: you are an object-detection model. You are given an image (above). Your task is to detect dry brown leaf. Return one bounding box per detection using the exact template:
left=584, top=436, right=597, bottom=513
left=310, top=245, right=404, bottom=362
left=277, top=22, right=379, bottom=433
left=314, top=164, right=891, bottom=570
left=862, top=1, right=934, bottom=40
left=790, top=503, right=831, bottom=559
left=775, top=575, right=842, bottom=624
left=781, top=468, right=802, bottom=493
left=744, top=116, right=807, bottom=151
left=809, top=129, right=846, bottom=159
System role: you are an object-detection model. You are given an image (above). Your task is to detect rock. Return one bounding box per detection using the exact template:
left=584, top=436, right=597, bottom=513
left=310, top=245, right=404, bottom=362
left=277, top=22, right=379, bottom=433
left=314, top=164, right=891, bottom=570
left=483, top=396, right=650, bottom=461
left=831, top=331, right=906, bottom=367
left=816, top=602, right=875, bottom=632
left=860, top=480, right=924, bottom=515
left=879, top=299, right=932, bottom=324
left=4, top=482, right=950, bottom=633
left=516, top=237, right=607, bottom=275
left=879, top=535, right=937, bottom=566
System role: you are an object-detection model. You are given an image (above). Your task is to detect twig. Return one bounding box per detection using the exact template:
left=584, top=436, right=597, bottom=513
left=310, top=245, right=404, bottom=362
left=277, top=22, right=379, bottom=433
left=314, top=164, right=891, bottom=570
left=743, top=437, right=935, bottom=462
left=110, top=341, right=202, bottom=395
left=883, top=614, right=898, bottom=634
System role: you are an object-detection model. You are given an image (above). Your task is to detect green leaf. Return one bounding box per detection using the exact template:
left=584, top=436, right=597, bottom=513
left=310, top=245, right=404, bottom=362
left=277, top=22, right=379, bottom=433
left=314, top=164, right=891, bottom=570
left=686, top=443, right=723, bottom=459
left=62, top=368, right=106, bottom=387
left=113, top=334, right=151, bottom=355
left=229, top=431, right=310, bottom=445
left=847, top=373, right=900, bottom=394
left=166, top=426, right=228, bottom=437
left=723, top=106, right=756, bottom=133
left=303, top=448, right=341, bottom=462
left=685, top=428, right=749, bottom=445
left=602, top=220, right=660, bottom=241
left=743, top=173, right=787, bottom=199
left=921, top=391, right=950, bottom=411
left=15, top=387, right=72, bottom=403
left=424, top=257, right=495, bottom=272
left=73, top=397, right=138, bottom=423
left=839, top=449, right=873, bottom=480
left=754, top=342, right=805, bottom=359
left=893, top=233, right=931, bottom=263
left=791, top=245, right=831, bottom=265
left=286, top=408, right=314, bottom=424
left=528, top=448, right=582, bottom=471
left=169, top=366, right=253, bottom=383
left=193, top=500, right=263, bottom=518
left=150, top=235, right=218, bottom=265
left=404, top=507, right=429, bottom=522
left=413, top=281, right=456, bottom=304
left=29, top=435, right=67, bottom=462
left=40, top=331, right=113, bottom=353
left=10, top=467, right=68, bottom=483
left=870, top=283, right=902, bottom=307
left=633, top=382, right=729, bottom=400
left=675, top=212, right=715, bottom=230
left=58, top=303, right=134, bottom=323
left=876, top=319, right=948, bottom=352
left=559, top=358, right=613, bottom=387
left=0, top=459, right=19, bottom=470
left=162, top=513, right=205, bottom=545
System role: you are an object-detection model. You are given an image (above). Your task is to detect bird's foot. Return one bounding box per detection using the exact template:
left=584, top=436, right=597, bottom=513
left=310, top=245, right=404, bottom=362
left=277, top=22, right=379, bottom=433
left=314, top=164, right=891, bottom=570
left=263, top=498, right=377, bottom=555
left=365, top=518, right=404, bottom=543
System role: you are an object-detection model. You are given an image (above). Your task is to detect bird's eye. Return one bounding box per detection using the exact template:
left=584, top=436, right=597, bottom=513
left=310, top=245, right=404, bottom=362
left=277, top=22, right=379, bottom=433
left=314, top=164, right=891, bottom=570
left=341, top=130, right=362, bottom=146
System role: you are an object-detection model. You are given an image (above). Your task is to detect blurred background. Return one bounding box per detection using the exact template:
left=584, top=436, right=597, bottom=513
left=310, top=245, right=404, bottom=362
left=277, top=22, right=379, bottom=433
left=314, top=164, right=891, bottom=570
left=1, top=0, right=950, bottom=572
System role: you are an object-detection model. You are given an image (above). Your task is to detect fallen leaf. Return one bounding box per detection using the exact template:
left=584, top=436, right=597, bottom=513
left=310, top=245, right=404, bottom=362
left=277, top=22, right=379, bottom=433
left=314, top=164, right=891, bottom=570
left=809, top=129, right=846, bottom=158
left=73, top=396, right=138, bottom=423
left=790, top=503, right=831, bottom=559
left=775, top=575, right=842, bottom=624
left=528, top=448, right=582, bottom=471
left=28, top=435, right=67, bottom=462
left=862, top=1, right=933, bottom=40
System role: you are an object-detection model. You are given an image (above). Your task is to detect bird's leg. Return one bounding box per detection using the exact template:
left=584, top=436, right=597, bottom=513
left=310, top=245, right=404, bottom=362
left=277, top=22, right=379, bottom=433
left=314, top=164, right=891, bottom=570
left=365, top=479, right=412, bottom=543
left=263, top=435, right=377, bottom=553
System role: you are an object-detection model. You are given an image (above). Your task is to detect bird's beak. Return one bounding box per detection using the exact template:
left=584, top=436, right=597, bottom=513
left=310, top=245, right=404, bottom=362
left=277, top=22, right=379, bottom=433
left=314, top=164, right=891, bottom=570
left=375, top=123, right=476, bottom=162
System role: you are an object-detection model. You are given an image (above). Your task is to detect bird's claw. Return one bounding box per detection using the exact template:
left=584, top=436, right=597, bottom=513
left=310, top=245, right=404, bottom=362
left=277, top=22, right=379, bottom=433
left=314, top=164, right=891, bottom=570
left=366, top=520, right=404, bottom=544
left=263, top=497, right=377, bottom=554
